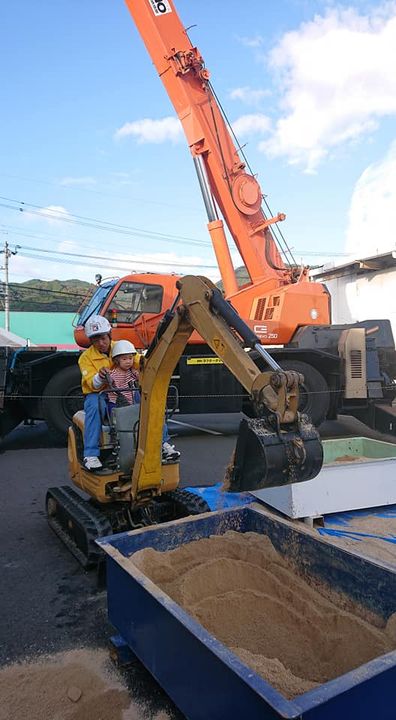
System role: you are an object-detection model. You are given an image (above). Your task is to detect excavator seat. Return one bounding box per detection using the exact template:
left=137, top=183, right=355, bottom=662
left=72, top=410, right=113, bottom=448
left=72, top=404, right=141, bottom=475
left=72, top=410, right=86, bottom=433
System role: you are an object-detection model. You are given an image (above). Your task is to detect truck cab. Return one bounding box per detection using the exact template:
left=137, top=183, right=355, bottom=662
left=74, top=273, right=182, bottom=349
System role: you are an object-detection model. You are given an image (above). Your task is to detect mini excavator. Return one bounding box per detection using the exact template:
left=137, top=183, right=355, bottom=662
left=46, top=276, right=323, bottom=567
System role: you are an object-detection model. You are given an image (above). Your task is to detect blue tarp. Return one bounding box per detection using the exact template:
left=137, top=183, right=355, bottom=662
left=318, top=504, right=396, bottom=546
left=186, top=482, right=254, bottom=511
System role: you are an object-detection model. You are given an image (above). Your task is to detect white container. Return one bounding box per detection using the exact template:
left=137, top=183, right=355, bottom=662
left=252, top=437, right=396, bottom=520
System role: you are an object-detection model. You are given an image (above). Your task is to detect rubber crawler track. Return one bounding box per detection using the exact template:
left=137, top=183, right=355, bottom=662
left=46, top=486, right=112, bottom=568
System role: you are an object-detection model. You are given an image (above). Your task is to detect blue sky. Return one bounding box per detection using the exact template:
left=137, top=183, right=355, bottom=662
left=1, top=0, right=395, bottom=284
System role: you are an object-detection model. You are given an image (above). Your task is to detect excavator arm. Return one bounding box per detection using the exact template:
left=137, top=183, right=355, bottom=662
left=132, top=276, right=323, bottom=499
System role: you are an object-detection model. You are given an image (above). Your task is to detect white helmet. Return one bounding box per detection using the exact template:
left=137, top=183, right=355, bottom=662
left=84, top=315, right=112, bottom=338
left=112, top=340, right=136, bottom=358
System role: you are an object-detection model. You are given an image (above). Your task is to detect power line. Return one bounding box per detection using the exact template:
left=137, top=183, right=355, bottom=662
left=0, top=225, right=219, bottom=270
left=17, top=250, right=128, bottom=273
left=16, top=250, right=216, bottom=278
left=8, top=283, right=90, bottom=299
left=0, top=196, right=210, bottom=247
left=0, top=171, right=202, bottom=214
left=2, top=224, right=349, bottom=260
left=16, top=243, right=218, bottom=269
left=15, top=249, right=215, bottom=273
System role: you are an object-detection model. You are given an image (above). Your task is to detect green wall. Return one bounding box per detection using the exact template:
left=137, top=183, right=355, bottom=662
left=0, top=312, right=76, bottom=345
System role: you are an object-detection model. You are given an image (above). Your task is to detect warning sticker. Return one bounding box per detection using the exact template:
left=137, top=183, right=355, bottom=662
left=148, top=0, right=172, bottom=15
left=186, top=357, right=224, bottom=365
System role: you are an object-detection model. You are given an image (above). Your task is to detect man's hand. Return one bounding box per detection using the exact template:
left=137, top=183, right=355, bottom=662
left=99, top=367, right=109, bottom=380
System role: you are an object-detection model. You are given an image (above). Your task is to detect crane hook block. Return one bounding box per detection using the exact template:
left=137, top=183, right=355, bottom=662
left=227, top=416, right=323, bottom=492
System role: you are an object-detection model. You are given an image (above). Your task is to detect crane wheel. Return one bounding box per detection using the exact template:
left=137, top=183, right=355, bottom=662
left=42, top=365, right=83, bottom=444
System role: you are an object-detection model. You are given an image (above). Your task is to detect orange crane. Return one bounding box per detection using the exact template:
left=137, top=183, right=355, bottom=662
left=120, top=0, right=330, bottom=345
left=76, top=0, right=330, bottom=349
left=70, top=0, right=396, bottom=433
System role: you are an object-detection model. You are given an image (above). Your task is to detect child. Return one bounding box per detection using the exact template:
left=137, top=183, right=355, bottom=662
left=107, top=340, right=140, bottom=409
left=109, top=340, right=180, bottom=462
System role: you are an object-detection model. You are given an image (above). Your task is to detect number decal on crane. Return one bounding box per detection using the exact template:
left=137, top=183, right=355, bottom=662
left=148, top=0, right=172, bottom=15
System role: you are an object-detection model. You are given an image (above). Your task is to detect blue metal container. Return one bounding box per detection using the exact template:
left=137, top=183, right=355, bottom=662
left=98, top=504, right=396, bottom=720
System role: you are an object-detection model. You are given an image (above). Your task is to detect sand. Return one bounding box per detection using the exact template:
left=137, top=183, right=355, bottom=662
left=322, top=513, right=396, bottom=565
left=333, top=454, right=373, bottom=463
left=0, top=648, right=169, bottom=720
left=131, top=531, right=395, bottom=700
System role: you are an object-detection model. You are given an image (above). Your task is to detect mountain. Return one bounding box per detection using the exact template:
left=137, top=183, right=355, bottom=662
left=216, top=266, right=249, bottom=291
left=6, top=267, right=250, bottom=313
left=7, top=279, right=95, bottom=312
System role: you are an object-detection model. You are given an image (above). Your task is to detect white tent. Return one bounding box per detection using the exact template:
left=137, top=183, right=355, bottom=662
left=0, top=327, right=35, bottom=347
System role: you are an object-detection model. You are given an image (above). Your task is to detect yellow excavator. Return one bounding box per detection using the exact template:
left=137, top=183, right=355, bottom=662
left=46, top=276, right=323, bottom=566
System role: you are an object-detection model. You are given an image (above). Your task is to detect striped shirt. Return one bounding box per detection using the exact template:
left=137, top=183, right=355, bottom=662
left=108, top=367, right=139, bottom=405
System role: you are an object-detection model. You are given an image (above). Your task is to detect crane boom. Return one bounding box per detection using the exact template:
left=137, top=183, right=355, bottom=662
left=124, top=0, right=289, bottom=293
left=107, top=0, right=332, bottom=347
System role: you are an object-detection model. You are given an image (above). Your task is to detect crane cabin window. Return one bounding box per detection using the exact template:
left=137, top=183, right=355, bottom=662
left=107, top=282, right=163, bottom=324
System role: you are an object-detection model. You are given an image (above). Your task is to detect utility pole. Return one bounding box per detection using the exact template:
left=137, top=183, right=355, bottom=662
left=0, top=240, right=19, bottom=332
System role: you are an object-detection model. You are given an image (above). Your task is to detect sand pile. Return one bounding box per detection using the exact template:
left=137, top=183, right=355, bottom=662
left=131, top=531, right=395, bottom=699
left=0, top=648, right=169, bottom=720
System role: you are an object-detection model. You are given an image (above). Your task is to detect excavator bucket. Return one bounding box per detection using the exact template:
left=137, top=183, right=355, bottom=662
left=226, top=417, right=323, bottom=492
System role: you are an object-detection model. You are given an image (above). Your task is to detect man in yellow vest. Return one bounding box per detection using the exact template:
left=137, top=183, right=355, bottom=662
left=79, top=314, right=179, bottom=472
left=79, top=315, right=114, bottom=471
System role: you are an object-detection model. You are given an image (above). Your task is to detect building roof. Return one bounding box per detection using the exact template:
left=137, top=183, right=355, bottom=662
left=311, top=250, right=396, bottom=280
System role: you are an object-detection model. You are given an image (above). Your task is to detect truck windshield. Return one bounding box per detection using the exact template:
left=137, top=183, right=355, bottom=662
left=76, top=280, right=118, bottom=326
left=106, top=281, right=163, bottom=324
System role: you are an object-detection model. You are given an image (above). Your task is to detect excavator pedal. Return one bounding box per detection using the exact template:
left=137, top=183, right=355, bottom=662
left=228, top=416, right=323, bottom=492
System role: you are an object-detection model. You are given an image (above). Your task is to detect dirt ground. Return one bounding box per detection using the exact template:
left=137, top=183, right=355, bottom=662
left=0, top=648, right=171, bottom=720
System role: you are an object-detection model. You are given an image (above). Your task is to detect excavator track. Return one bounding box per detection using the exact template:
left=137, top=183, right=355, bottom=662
left=46, top=486, right=112, bottom=569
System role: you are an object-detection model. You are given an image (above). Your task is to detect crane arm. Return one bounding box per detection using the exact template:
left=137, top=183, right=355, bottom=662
left=131, top=276, right=323, bottom=500
left=124, top=0, right=290, bottom=294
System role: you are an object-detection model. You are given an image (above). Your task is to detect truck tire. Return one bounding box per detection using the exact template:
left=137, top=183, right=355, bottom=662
left=277, top=359, right=330, bottom=427
left=42, top=365, right=83, bottom=445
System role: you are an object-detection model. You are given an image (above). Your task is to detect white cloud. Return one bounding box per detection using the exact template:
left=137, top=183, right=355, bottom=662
left=115, top=117, right=182, bottom=144
left=20, top=204, right=71, bottom=226
left=60, top=176, right=97, bottom=187
left=345, top=141, right=396, bottom=257
left=237, top=35, right=264, bottom=48
left=37, top=205, right=71, bottom=225
left=232, top=113, right=271, bottom=137
left=229, top=86, right=271, bottom=105
left=261, top=4, right=396, bottom=172
left=57, top=240, right=78, bottom=253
